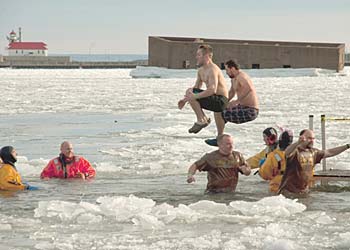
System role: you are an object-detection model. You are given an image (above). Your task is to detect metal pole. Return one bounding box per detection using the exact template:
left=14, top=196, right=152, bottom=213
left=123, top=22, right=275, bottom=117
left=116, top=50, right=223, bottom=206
left=19, top=27, right=22, bottom=42
left=321, top=114, right=326, bottom=171
left=309, top=115, right=314, bottom=131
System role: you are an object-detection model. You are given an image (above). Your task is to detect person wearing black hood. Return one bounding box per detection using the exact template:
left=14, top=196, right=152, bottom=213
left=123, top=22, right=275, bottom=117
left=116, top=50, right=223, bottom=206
left=259, top=129, right=294, bottom=193
left=0, top=146, right=37, bottom=191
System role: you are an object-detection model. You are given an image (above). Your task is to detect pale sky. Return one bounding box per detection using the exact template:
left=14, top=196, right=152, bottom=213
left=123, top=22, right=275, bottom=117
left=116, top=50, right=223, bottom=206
left=0, top=0, right=349, bottom=54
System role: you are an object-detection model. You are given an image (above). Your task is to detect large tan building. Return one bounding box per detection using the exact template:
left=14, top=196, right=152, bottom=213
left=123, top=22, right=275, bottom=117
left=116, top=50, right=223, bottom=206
left=149, top=36, right=345, bottom=71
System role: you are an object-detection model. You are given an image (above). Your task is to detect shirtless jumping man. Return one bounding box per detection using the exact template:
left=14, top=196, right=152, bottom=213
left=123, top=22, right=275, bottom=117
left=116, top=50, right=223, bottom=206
left=178, top=44, right=229, bottom=137
left=224, top=59, right=259, bottom=122
left=205, top=60, right=259, bottom=146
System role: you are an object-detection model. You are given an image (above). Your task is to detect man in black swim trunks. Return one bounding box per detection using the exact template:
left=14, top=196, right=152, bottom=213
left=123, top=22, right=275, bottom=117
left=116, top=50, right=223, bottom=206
left=178, top=44, right=229, bottom=136
left=205, top=60, right=259, bottom=146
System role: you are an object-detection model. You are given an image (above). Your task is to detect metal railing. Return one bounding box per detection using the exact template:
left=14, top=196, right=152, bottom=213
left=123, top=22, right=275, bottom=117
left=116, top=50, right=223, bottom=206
left=309, top=114, right=350, bottom=171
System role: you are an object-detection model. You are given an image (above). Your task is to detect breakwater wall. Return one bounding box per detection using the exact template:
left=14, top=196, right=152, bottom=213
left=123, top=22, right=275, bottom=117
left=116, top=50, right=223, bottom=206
left=0, top=56, right=148, bottom=69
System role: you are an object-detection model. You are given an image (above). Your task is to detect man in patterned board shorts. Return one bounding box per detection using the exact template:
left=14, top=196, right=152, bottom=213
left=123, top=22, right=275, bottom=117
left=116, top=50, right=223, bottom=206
left=222, top=104, right=259, bottom=124
left=205, top=60, right=259, bottom=146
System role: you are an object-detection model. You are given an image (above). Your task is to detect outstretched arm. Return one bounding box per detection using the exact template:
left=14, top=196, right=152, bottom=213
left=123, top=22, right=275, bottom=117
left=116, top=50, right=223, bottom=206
left=324, top=144, right=350, bottom=158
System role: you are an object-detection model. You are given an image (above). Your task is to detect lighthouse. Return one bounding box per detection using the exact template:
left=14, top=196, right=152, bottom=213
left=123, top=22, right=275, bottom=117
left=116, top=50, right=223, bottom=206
left=7, top=30, right=18, bottom=43
left=6, top=28, right=48, bottom=56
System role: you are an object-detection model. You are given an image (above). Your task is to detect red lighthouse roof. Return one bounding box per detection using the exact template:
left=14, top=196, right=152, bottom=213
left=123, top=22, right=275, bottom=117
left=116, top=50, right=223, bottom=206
left=8, top=42, right=47, bottom=50
left=10, top=30, right=16, bottom=35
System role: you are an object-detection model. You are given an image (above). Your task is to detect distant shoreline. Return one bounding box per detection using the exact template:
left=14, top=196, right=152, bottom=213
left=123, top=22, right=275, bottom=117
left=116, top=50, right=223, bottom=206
left=0, top=54, right=149, bottom=68
left=50, top=53, right=148, bottom=62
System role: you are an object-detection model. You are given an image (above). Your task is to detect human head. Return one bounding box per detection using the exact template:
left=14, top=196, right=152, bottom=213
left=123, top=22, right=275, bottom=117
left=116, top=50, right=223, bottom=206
left=217, top=134, right=234, bottom=155
left=279, top=130, right=294, bottom=150
left=225, top=60, right=240, bottom=78
left=60, top=141, right=74, bottom=158
left=0, top=146, right=17, bottom=166
left=196, top=44, right=213, bottom=67
left=299, top=129, right=315, bottom=148
left=263, top=127, right=278, bottom=146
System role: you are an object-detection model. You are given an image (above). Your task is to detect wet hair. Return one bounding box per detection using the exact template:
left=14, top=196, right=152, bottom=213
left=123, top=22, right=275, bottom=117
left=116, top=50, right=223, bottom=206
left=225, top=60, right=240, bottom=70
left=279, top=131, right=293, bottom=150
left=217, top=134, right=232, bottom=144
left=198, top=44, right=213, bottom=57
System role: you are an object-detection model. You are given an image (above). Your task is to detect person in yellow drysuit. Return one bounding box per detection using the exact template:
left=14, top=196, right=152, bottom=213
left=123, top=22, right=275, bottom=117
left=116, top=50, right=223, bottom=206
left=0, top=146, right=38, bottom=191
left=247, top=127, right=278, bottom=169
left=259, top=129, right=293, bottom=193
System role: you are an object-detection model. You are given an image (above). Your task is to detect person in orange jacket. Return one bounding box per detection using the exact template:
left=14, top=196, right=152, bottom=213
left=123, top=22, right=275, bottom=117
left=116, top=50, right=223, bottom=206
left=0, top=146, right=38, bottom=191
left=247, top=127, right=278, bottom=169
left=259, top=129, right=293, bottom=193
left=40, top=141, right=96, bottom=179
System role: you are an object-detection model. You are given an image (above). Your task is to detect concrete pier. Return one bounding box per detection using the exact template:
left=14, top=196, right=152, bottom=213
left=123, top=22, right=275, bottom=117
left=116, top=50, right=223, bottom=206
left=0, top=55, right=148, bottom=69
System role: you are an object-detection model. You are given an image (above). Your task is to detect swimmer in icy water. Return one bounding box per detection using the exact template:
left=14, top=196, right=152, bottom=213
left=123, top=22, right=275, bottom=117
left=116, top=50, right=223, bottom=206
left=0, top=146, right=38, bottom=191
left=40, top=141, right=96, bottom=179
left=186, top=134, right=251, bottom=193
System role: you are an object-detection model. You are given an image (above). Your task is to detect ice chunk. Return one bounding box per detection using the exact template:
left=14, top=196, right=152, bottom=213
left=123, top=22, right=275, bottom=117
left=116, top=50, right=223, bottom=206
left=76, top=213, right=103, bottom=224
left=94, top=162, right=123, bottom=172
left=0, top=223, right=12, bottom=231
left=223, top=239, right=247, bottom=250
left=132, top=213, right=165, bottom=229
left=229, top=195, right=306, bottom=217
left=315, top=214, right=334, bottom=224
left=130, top=66, right=337, bottom=79
left=189, top=200, right=228, bottom=214
left=97, top=195, right=156, bottom=222
left=263, top=239, right=301, bottom=250
left=130, top=66, right=197, bottom=79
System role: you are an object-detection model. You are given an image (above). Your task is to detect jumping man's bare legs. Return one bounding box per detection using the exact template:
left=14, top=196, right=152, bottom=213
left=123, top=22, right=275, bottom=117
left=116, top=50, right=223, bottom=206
left=188, top=99, right=208, bottom=123
left=214, top=112, right=225, bottom=136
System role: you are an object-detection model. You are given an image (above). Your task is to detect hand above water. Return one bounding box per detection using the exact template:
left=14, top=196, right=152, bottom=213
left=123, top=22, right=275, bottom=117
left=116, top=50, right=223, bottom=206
left=26, top=185, right=39, bottom=191
left=187, top=176, right=195, bottom=183
left=74, top=172, right=86, bottom=180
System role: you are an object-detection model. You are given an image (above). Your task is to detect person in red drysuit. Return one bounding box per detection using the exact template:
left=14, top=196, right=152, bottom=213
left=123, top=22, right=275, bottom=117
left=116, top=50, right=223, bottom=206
left=40, top=141, right=95, bottom=179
